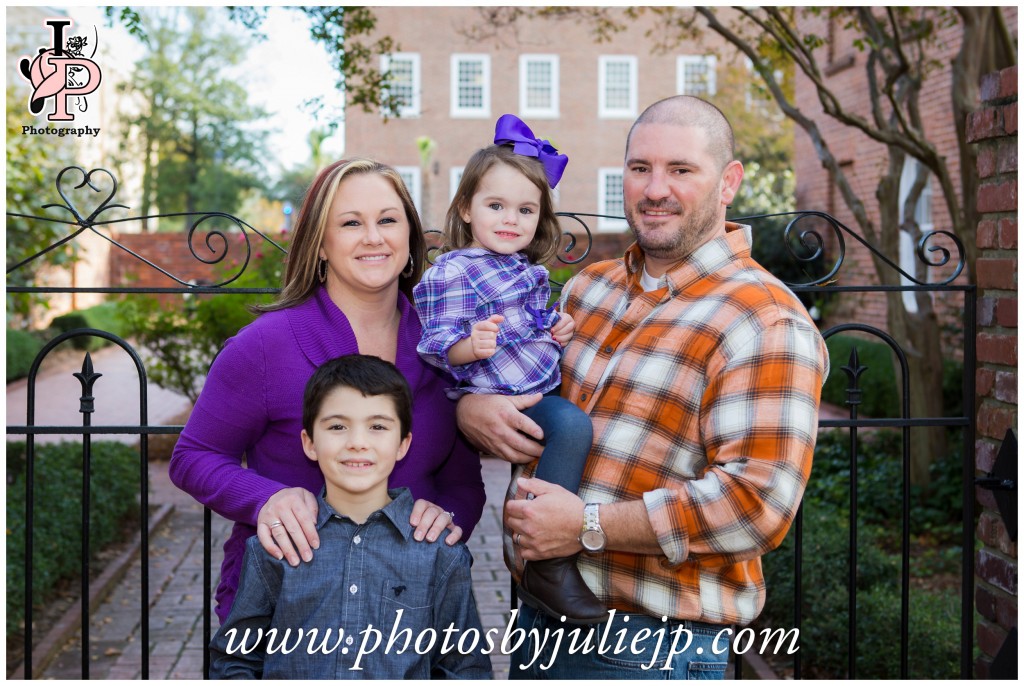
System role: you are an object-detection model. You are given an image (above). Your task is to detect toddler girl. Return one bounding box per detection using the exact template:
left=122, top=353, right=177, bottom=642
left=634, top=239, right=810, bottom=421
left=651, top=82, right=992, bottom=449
left=413, top=114, right=605, bottom=624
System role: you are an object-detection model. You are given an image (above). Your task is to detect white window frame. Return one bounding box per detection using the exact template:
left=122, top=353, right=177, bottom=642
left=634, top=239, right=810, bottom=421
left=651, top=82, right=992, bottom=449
left=519, top=54, right=559, bottom=119
left=450, top=54, right=491, bottom=118
left=449, top=166, right=465, bottom=202
left=598, top=56, right=638, bottom=119
left=597, top=168, right=629, bottom=231
left=395, top=166, right=422, bottom=216
left=380, top=53, right=420, bottom=118
left=897, top=158, right=934, bottom=313
left=677, top=55, right=717, bottom=97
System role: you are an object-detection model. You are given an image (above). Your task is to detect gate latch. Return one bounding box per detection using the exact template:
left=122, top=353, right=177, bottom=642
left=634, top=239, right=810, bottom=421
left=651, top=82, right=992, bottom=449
left=975, top=429, right=1017, bottom=541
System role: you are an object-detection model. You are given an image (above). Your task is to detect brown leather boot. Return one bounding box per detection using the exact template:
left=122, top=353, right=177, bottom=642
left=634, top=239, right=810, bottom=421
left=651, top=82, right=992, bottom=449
left=518, top=555, right=608, bottom=624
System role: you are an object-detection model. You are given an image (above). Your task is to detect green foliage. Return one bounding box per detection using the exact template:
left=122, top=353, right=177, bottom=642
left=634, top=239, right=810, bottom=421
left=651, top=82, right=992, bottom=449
left=807, top=430, right=964, bottom=538
left=822, top=334, right=900, bottom=418
left=6, top=441, right=141, bottom=636
left=757, top=426, right=965, bottom=677
left=761, top=506, right=960, bottom=678
left=116, top=7, right=267, bottom=229
left=118, top=245, right=285, bottom=403
left=6, top=329, right=45, bottom=382
left=822, top=335, right=965, bottom=421
left=5, top=87, right=79, bottom=325
left=48, top=302, right=129, bottom=351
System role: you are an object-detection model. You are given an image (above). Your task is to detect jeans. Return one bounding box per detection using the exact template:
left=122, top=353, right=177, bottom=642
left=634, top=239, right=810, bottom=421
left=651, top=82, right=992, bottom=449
left=522, top=392, right=593, bottom=494
left=509, top=604, right=731, bottom=680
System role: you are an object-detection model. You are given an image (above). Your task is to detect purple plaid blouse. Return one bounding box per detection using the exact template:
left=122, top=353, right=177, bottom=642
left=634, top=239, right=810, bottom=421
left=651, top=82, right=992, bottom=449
left=412, top=248, right=562, bottom=399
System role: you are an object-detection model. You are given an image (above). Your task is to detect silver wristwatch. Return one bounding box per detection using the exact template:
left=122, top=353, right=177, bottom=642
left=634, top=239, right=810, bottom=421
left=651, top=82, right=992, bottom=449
left=579, top=502, right=607, bottom=553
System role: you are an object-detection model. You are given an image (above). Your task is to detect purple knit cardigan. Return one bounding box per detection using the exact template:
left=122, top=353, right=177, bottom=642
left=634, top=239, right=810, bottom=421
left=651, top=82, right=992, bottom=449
left=169, top=286, right=486, bottom=622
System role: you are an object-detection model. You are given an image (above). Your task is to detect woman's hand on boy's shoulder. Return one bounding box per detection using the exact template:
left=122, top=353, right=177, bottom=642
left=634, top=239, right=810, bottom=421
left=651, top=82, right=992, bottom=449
left=257, top=487, right=320, bottom=567
left=410, top=498, right=463, bottom=546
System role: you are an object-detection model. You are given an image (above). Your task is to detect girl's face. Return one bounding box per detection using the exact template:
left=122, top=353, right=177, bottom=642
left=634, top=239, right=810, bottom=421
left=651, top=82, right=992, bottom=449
left=461, top=163, right=542, bottom=256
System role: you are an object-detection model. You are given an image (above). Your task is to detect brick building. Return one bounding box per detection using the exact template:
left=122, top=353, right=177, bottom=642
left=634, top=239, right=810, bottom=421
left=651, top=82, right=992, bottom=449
left=792, top=9, right=1017, bottom=336
left=343, top=7, right=726, bottom=243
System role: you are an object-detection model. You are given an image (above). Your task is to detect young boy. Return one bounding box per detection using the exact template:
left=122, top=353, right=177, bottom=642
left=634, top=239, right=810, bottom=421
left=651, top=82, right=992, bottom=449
left=209, top=355, right=492, bottom=679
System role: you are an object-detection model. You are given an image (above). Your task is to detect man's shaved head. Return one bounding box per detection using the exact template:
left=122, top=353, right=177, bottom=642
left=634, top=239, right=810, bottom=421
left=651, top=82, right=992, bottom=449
left=626, top=96, right=735, bottom=171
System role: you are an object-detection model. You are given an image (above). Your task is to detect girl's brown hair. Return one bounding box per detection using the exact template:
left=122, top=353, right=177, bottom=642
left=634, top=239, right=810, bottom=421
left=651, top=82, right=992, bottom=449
left=443, top=145, right=562, bottom=265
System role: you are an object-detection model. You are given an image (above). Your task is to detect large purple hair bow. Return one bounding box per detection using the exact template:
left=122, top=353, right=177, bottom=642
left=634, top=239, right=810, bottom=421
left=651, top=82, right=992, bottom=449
left=493, top=114, right=569, bottom=189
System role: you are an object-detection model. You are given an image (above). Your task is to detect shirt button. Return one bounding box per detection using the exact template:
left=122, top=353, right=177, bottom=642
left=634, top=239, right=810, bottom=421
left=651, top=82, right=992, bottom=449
left=580, top=392, right=588, bottom=401
left=353, top=535, right=362, bottom=545
left=346, top=635, right=354, bottom=645
left=604, top=345, right=613, bottom=354
left=349, top=584, right=358, bottom=595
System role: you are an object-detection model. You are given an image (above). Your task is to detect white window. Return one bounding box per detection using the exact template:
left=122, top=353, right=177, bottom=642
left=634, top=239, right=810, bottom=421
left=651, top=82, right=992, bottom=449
left=898, top=158, right=934, bottom=313
left=598, top=169, right=629, bottom=231
left=598, top=56, right=637, bottom=119
left=449, top=167, right=465, bottom=202
left=677, top=55, right=717, bottom=97
left=395, top=166, right=422, bottom=216
left=381, top=53, right=420, bottom=118
left=451, top=54, right=490, bottom=118
left=519, top=54, right=559, bottom=118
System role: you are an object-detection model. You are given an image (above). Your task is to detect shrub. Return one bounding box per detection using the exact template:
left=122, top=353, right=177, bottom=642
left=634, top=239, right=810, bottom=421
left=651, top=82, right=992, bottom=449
left=117, top=238, right=286, bottom=403
left=757, top=425, right=966, bottom=678
left=48, top=301, right=129, bottom=351
left=6, top=329, right=44, bottom=382
left=822, top=334, right=967, bottom=421
left=821, top=334, right=900, bottom=418
left=6, top=441, right=141, bottom=636
left=759, top=509, right=960, bottom=679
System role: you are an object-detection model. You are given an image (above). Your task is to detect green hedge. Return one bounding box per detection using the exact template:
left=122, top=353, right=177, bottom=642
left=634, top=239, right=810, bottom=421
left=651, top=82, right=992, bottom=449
left=760, top=513, right=960, bottom=678
left=49, top=301, right=129, bottom=351
left=822, top=334, right=964, bottom=419
left=757, top=429, right=963, bottom=678
left=5, top=441, right=141, bottom=636
left=6, top=329, right=44, bottom=382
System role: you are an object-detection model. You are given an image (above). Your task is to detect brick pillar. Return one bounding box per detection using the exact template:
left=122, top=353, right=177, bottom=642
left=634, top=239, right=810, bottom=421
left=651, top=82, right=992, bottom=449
left=968, top=65, right=1017, bottom=679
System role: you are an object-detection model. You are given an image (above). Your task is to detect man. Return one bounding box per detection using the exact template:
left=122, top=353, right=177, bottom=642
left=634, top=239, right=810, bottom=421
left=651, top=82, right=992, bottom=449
left=458, top=95, right=829, bottom=679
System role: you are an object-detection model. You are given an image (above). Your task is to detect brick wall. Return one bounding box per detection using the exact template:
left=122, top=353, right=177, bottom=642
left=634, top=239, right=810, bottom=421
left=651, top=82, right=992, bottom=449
left=108, top=231, right=285, bottom=304
left=969, top=65, right=1017, bottom=679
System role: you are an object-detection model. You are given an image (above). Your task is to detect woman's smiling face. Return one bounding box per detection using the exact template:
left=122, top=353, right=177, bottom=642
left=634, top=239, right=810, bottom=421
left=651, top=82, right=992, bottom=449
left=319, top=172, right=412, bottom=299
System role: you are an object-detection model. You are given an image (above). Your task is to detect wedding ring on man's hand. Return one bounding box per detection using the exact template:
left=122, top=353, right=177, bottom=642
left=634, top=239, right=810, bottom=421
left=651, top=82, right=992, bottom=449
left=515, top=533, right=523, bottom=546
left=269, top=520, right=283, bottom=529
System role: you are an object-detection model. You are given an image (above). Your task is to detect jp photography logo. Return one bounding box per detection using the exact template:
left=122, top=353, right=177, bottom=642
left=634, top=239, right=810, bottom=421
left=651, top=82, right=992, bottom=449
left=18, top=18, right=102, bottom=138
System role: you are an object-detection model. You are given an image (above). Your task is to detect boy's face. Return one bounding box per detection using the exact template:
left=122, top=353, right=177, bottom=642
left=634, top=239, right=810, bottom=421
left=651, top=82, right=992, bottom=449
left=301, top=387, right=411, bottom=502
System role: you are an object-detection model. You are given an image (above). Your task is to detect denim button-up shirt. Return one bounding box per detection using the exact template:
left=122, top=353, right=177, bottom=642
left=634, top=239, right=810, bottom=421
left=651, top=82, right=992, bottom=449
left=210, top=488, right=492, bottom=679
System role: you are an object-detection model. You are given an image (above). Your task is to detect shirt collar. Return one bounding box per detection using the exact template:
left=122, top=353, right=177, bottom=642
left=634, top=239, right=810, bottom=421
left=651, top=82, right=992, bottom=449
left=624, top=222, right=753, bottom=295
left=315, top=486, right=416, bottom=541
left=444, top=247, right=528, bottom=266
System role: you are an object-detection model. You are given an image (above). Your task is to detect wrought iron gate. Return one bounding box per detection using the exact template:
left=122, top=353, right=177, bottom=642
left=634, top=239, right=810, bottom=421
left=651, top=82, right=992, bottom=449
left=7, top=167, right=977, bottom=679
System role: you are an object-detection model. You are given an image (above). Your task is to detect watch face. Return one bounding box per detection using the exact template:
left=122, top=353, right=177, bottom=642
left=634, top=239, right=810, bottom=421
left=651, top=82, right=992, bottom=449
left=581, top=529, right=605, bottom=551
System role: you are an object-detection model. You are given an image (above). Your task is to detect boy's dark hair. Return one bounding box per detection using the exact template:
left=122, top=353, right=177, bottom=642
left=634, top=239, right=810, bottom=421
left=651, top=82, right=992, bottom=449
left=302, top=355, right=413, bottom=438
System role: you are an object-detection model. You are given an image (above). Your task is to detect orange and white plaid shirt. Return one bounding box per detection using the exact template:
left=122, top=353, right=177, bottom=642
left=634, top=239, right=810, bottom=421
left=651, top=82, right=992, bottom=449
left=504, top=223, right=828, bottom=626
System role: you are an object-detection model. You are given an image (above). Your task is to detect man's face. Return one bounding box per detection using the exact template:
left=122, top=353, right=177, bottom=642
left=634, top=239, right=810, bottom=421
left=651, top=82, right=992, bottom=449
left=623, top=123, right=739, bottom=275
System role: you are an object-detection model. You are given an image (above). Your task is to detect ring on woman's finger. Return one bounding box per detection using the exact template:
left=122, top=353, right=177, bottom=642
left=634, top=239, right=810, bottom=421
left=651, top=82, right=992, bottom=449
left=445, top=511, right=456, bottom=523
left=269, top=520, right=283, bottom=529
left=515, top=533, right=523, bottom=546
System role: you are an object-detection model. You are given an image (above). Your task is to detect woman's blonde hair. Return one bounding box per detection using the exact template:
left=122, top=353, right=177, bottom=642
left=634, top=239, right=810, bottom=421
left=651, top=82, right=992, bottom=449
left=257, top=158, right=426, bottom=312
left=444, top=145, right=562, bottom=265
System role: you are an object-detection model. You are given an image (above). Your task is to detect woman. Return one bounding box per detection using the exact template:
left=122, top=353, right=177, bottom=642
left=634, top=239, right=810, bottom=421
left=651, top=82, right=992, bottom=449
left=170, top=158, right=486, bottom=623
